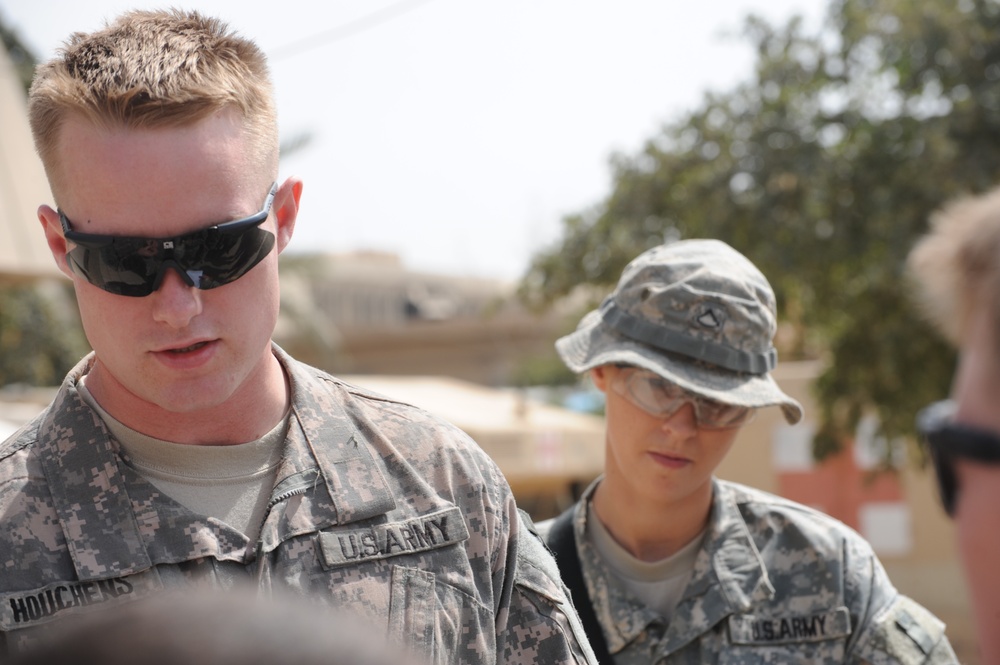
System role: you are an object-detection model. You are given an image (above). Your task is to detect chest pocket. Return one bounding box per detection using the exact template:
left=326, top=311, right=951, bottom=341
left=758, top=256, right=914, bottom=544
left=720, top=607, right=851, bottom=664
left=316, top=507, right=494, bottom=665
left=319, top=566, right=493, bottom=665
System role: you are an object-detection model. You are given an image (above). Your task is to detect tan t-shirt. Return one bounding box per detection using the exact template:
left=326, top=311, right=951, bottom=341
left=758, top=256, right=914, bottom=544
left=587, top=501, right=706, bottom=622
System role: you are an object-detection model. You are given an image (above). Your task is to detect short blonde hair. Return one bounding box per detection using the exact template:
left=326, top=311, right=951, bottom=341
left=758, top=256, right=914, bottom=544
left=28, top=9, right=278, bottom=193
left=908, top=186, right=1000, bottom=350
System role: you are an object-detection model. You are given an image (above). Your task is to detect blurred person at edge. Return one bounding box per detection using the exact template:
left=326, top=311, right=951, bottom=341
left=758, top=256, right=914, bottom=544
left=8, top=588, right=423, bottom=665
left=909, top=187, right=1000, bottom=665
left=534, top=239, right=958, bottom=663
left=0, top=9, right=596, bottom=664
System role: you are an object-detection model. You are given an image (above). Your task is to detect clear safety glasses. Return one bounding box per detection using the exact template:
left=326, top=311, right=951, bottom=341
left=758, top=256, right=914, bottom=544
left=610, top=366, right=755, bottom=430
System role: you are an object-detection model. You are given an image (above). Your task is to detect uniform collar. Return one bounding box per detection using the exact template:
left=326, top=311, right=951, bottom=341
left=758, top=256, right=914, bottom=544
left=37, top=354, right=152, bottom=580
left=661, top=478, right=774, bottom=654
left=574, top=478, right=665, bottom=652
left=574, top=477, right=774, bottom=656
left=267, top=345, right=395, bottom=544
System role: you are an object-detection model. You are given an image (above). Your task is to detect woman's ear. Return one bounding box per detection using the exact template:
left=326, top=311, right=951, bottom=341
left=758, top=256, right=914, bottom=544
left=590, top=365, right=611, bottom=393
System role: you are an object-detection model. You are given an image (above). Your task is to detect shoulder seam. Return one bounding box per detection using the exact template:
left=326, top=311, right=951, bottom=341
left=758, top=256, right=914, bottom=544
left=0, top=419, right=41, bottom=462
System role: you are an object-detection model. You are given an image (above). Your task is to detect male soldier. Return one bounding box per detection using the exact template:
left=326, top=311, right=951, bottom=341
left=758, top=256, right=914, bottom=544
left=909, top=188, right=1000, bottom=665
left=0, top=10, right=595, bottom=664
left=536, top=240, right=958, bottom=663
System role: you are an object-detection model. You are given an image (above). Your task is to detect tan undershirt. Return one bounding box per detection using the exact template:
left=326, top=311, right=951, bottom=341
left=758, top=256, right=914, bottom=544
left=587, top=501, right=706, bottom=622
left=77, top=379, right=287, bottom=543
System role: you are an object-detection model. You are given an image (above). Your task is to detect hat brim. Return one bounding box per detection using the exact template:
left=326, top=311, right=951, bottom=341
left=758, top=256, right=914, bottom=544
left=556, top=310, right=804, bottom=425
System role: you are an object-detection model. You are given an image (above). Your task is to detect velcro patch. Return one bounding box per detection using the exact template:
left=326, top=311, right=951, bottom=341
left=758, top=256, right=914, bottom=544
left=0, top=569, right=163, bottom=630
left=729, top=607, right=851, bottom=645
left=895, top=606, right=937, bottom=654
left=320, top=506, right=469, bottom=568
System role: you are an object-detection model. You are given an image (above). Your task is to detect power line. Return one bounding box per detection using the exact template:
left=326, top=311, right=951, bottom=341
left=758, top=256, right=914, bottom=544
left=268, top=0, right=437, bottom=60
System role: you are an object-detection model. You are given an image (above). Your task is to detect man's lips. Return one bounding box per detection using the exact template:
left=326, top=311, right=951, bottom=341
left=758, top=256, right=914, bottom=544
left=166, top=341, right=209, bottom=354
left=154, top=340, right=213, bottom=354
left=150, top=339, right=217, bottom=369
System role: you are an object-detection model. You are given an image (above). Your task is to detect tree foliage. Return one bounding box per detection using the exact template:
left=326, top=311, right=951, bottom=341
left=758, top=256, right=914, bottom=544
left=0, top=283, right=90, bottom=387
left=519, top=0, right=1000, bottom=457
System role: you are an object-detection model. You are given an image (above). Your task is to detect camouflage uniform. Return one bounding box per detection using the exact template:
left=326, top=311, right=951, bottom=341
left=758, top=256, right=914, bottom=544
left=0, top=346, right=596, bottom=665
left=536, top=478, right=958, bottom=664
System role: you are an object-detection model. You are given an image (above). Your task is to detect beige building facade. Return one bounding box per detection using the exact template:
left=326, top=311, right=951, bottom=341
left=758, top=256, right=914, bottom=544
left=276, top=251, right=574, bottom=387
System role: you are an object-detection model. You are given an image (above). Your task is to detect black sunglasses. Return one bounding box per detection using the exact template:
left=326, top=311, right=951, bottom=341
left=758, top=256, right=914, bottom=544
left=59, top=183, right=278, bottom=297
left=917, top=399, right=1000, bottom=516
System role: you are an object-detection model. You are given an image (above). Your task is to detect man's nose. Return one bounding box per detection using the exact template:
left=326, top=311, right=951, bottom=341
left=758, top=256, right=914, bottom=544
left=150, top=266, right=203, bottom=328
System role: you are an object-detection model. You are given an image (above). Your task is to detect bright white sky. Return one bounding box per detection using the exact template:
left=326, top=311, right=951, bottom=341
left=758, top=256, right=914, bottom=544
left=0, top=0, right=822, bottom=281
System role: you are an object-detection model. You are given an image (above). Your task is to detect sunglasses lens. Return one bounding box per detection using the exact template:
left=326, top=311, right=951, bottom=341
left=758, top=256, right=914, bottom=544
left=930, top=444, right=958, bottom=517
left=917, top=400, right=968, bottom=517
left=66, top=238, right=164, bottom=297
left=172, top=227, right=276, bottom=290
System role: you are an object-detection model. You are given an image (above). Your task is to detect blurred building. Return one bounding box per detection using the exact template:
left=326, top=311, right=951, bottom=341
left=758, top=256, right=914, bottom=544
left=276, top=250, right=577, bottom=387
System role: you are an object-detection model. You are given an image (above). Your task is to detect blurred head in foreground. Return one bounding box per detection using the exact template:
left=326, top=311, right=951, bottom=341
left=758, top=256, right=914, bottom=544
left=8, top=588, right=419, bottom=665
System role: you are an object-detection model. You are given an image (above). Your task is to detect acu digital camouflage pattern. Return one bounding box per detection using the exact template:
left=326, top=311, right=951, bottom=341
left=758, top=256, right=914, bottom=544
left=555, top=240, right=803, bottom=424
left=0, top=345, right=597, bottom=665
left=536, top=478, right=959, bottom=664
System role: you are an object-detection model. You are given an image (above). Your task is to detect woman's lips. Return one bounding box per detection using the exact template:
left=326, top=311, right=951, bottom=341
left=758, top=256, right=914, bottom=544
left=649, top=450, right=692, bottom=469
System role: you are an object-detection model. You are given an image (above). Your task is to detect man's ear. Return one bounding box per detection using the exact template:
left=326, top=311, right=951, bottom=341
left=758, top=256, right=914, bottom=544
left=272, top=176, right=303, bottom=254
left=38, top=205, right=74, bottom=279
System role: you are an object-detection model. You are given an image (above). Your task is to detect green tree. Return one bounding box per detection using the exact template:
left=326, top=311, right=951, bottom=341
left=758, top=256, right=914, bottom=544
left=520, top=0, right=1000, bottom=458
left=0, top=282, right=89, bottom=387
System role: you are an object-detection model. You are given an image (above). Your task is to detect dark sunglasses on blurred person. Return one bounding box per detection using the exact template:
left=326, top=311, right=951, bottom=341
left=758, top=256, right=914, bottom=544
left=917, top=399, right=1000, bottom=517
left=59, top=183, right=277, bottom=297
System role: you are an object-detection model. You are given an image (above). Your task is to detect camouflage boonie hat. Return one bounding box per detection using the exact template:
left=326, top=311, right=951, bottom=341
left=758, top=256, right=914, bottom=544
left=556, top=239, right=803, bottom=424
